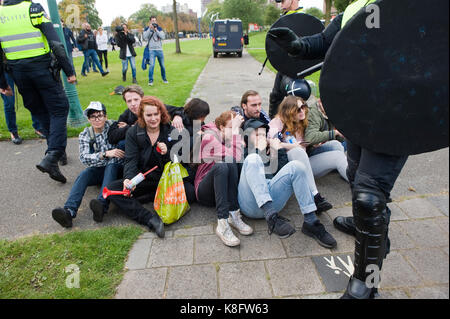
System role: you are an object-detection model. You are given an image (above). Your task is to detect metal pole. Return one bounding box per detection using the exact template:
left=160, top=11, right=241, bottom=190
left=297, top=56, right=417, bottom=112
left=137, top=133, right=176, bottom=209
left=47, top=0, right=87, bottom=127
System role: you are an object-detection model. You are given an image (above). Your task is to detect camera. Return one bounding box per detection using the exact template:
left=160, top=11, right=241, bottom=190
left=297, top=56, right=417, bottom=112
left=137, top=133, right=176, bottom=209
left=115, top=25, right=124, bottom=33
left=152, top=23, right=158, bottom=29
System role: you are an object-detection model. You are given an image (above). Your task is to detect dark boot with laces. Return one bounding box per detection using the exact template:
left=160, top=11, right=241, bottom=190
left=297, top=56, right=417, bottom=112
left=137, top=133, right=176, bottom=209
left=267, top=214, right=296, bottom=239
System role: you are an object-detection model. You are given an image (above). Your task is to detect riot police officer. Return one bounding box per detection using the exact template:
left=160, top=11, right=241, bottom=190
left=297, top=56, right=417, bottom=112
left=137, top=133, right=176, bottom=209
left=268, top=0, right=406, bottom=299
left=269, top=0, right=305, bottom=118
left=0, top=0, right=76, bottom=183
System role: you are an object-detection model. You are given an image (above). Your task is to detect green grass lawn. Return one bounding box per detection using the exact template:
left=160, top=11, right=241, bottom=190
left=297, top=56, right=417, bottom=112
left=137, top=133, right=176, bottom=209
left=0, top=226, right=143, bottom=299
left=246, top=32, right=321, bottom=96
left=0, top=39, right=213, bottom=141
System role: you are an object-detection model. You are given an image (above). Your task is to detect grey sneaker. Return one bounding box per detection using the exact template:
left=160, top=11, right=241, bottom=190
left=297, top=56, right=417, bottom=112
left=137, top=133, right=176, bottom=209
left=267, top=214, right=296, bottom=239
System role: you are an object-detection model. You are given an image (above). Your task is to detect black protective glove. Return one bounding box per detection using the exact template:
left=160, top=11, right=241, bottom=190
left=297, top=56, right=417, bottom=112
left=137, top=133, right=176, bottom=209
left=267, top=27, right=304, bottom=57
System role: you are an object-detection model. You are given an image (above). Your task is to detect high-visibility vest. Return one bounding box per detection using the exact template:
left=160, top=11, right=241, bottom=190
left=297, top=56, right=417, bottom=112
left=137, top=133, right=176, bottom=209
left=341, top=0, right=377, bottom=28
left=285, top=7, right=304, bottom=16
left=0, top=1, right=50, bottom=60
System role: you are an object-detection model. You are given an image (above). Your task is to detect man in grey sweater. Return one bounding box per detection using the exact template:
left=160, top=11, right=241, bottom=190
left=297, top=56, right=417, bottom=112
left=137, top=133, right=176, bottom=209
left=143, top=16, right=168, bottom=86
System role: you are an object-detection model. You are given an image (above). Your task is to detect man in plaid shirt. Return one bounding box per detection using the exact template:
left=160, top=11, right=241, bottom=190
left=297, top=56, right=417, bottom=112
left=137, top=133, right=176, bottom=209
left=52, top=102, right=125, bottom=228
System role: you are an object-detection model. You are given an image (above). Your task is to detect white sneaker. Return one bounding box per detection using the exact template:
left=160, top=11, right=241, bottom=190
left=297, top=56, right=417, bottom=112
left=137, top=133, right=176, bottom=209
left=228, top=210, right=253, bottom=235
left=148, top=81, right=153, bottom=86
left=163, top=80, right=169, bottom=84
left=216, top=219, right=240, bottom=247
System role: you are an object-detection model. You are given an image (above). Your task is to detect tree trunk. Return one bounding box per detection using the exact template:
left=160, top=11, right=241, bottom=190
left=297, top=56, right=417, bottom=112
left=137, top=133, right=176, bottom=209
left=325, top=0, right=332, bottom=27
left=173, top=0, right=181, bottom=54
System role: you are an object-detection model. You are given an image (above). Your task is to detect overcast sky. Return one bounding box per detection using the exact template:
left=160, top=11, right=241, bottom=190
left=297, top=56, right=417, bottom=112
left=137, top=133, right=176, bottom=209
left=35, top=0, right=324, bottom=26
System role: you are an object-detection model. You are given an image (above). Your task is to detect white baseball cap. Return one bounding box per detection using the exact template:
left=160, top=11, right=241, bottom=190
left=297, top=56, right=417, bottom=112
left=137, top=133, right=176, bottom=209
left=84, top=101, right=106, bottom=118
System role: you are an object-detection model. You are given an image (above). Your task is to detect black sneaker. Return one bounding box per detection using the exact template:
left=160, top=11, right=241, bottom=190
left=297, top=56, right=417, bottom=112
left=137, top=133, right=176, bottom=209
left=11, top=132, right=22, bottom=145
left=302, top=220, right=337, bottom=249
left=314, top=193, right=333, bottom=214
left=267, top=214, right=296, bottom=239
left=90, top=199, right=105, bottom=223
left=52, top=207, right=73, bottom=228
left=101, top=71, right=109, bottom=77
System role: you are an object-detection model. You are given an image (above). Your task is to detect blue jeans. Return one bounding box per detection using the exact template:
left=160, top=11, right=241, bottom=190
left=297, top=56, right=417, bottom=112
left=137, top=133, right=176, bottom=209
left=122, top=56, right=136, bottom=79
left=64, top=163, right=122, bottom=216
left=238, top=154, right=317, bottom=219
left=2, top=73, right=41, bottom=133
left=82, top=49, right=103, bottom=74
left=148, top=50, right=167, bottom=82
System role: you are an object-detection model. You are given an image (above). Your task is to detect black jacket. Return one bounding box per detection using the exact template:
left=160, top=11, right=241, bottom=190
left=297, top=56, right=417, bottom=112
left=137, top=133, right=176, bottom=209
left=124, top=123, right=175, bottom=181
left=115, top=32, right=136, bottom=60
left=108, top=109, right=138, bottom=145
left=77, top=29, right=97, bottom=51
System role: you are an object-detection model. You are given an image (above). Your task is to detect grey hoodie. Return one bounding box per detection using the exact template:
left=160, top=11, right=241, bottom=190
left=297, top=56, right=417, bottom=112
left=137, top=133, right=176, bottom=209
left=143, top=27, right=165, bottom=51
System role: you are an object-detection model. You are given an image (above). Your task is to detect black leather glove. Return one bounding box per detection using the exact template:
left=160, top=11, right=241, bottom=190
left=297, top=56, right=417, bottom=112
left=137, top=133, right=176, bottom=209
left=267, top=27, right=304, bottom=57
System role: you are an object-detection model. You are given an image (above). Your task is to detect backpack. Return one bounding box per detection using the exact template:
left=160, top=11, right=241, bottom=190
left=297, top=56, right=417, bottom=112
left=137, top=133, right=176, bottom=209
left=88, top=120, right=114, bottom=153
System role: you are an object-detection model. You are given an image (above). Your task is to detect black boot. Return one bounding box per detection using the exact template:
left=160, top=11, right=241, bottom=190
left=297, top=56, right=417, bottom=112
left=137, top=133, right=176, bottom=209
left=52, top=207, right=73, bottom=228
left=132, top=78, right=137, bottom=84
left=59, top=151, right=68, bottom=166
left=90, top=199, right=106, bottom=223
left=333, top=216, right=356, bottom=236
left=122, top=72, right=126, bottom=82
left=341, top=277, right=377, bottom=299
left=341, top=192, right=389, bottom=299
left=36, top=151, right=67, bottom=183
left=147, top=210, right=165, bottom=238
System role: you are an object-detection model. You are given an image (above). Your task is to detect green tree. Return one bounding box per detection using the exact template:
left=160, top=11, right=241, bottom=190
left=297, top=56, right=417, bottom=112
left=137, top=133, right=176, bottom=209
left=304, top=7, right=324, bottom=20
left=264, top=3, right=281, bottom=26
left=129, top=4, right=161, bottom=28
left=80, top=0, right=102, bottom=29
left=222, top=0, right=266, bottom=32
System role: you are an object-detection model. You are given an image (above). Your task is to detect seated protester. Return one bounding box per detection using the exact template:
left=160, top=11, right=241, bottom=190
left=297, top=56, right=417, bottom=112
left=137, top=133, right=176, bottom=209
left=195, top=111, right=253, bottom=247
left=270, top=96, right=348, bottom=182
left=108, top=85, right=144, bottom=149
left=305, top=97, right=347, bottom=153
left=51, top=102, right=124, bottom=228
left=231, top=90, right=271, bottom=125
left=239, top=119, right=337, bottom=248
left=103, top=96, right=196, bottom=238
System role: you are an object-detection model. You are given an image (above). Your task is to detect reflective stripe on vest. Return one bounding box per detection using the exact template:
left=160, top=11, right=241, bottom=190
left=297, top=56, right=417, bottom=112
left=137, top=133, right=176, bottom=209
left=285, top=7, right=304, bottom=16
left=0, top=2, right=50, bottom=60
left=341, top=0, right=377, bottom=28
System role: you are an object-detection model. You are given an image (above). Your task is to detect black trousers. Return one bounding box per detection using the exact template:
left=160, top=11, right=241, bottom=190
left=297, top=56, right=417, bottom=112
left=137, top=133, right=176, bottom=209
left=11, top=67, right=69, bottom=153
left=107, top=177, right=196, bottom=226
left=97, top=50, right=108, bottom=69
left=197, top=163, right=240, bottom=219
left=346, top=140, right=408, bottom=200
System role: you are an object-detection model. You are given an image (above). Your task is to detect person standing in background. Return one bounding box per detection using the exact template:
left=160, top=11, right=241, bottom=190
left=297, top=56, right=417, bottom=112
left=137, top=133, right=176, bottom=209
left=96, top=27, right=109, bottom=72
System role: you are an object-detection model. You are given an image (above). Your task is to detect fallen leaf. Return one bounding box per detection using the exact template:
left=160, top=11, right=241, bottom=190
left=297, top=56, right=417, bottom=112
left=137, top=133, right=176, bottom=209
left=408, top=187, right=417, bottom=192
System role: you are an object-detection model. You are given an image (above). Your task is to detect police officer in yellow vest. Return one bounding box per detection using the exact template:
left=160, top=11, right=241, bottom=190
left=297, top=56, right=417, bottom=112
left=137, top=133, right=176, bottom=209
left=268, top=0, right=408, bottom=299
left=268, top=0, right=304, bottom=118
left=0, top=0, right=76, bottom=184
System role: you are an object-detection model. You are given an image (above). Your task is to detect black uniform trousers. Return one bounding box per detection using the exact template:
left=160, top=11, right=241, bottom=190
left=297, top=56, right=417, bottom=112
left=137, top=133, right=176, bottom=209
left=11, top=67, right=69, bottom=154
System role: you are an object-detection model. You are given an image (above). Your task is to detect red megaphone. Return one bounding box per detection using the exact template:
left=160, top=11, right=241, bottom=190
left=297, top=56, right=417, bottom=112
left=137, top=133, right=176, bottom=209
left=102, top=187, right=131, bottom=199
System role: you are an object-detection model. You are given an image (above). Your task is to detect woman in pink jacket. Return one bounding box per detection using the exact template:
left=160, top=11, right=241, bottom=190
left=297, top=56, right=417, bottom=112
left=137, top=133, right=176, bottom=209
left=195, top=111, right=253, bottom=247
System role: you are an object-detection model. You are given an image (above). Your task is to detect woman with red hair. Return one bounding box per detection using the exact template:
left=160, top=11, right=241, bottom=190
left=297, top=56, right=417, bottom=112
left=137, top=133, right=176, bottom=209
left=99, top=96, right=196, bottom=237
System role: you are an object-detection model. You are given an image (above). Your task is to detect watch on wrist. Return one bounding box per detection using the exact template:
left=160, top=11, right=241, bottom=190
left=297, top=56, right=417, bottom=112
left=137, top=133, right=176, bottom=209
left=102, top=151, right=107, bottom=159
